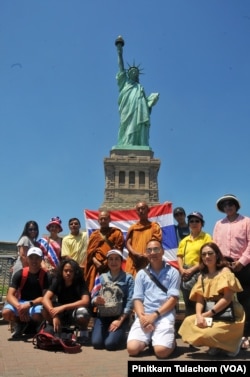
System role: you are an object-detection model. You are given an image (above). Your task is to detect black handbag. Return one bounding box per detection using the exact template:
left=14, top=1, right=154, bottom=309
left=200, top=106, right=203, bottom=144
left=204, top=300, right=235, bottom=322
left=201, top=275, right=235, bottom=322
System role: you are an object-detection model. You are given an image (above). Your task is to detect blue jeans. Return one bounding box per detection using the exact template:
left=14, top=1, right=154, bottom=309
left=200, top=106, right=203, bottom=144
left=91, top=316, right=129, bottom=351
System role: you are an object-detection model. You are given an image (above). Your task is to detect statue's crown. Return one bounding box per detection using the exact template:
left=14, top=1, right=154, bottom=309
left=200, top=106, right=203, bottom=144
left=127, top=61, right=144, bottom=75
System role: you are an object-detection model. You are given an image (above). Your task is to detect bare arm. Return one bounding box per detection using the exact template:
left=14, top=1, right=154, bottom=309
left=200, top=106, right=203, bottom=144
left=19, top=246, right=29, bottom=267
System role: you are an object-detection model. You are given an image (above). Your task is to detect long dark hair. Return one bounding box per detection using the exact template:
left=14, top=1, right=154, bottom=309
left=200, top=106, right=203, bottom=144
left=199, top=242, right=228, bottom=274
left=18, top=220, right=39, bottom=241
left=55, top=259, right=85, bottom=296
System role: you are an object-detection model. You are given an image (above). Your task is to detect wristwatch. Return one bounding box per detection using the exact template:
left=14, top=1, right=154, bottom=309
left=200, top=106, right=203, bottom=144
left=29, top=301, right=34, bottom=307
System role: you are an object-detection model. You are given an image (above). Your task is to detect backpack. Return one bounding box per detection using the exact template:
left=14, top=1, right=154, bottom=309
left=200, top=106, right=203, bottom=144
left=97, top=274, right=124, bottom=317
left=16, top=267, right=46, bottom=300
left=33, top=322, right=82, bottom=353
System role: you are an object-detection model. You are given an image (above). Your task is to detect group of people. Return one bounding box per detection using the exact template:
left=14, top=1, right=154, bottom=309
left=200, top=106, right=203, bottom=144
left=174, top=194, right=250, bottom=355
left=2, top=194, right=250, bottom=358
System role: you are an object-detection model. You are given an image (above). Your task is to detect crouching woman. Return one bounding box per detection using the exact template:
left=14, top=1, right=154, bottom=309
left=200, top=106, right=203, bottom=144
left=42, top=259, right=90, bottom=334
left=178, top=242, right=245, bottom=357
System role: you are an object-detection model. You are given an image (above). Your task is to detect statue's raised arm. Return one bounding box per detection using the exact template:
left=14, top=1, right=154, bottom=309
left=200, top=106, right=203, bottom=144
left=115, top=36, right=125, bottom=72
left=114, top=36, right=159, bottom=148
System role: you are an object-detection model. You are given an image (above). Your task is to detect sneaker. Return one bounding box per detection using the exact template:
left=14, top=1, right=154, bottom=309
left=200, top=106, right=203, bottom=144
left=11, top=322, right=29, bottom=339
left=77, top=335, right=90, bottom=345
left=207, top=347, right=220, bottom=356
left=79, top=330, right=88, bottom=337
left=241, top=337, right=249, bottom=349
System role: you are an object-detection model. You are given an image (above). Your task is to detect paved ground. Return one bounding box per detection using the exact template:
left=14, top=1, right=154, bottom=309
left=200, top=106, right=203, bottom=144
left=0, top=320, right=249, bottom=377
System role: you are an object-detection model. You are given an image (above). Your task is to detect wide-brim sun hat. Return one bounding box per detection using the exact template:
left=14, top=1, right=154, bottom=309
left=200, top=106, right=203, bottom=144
left=27, top=247, right=43, bottom=258
left=106, top=249, right=123, bottom=259
left=46, top=216, right=63, bottom=233
left=216, top=194, right=241, bottom=212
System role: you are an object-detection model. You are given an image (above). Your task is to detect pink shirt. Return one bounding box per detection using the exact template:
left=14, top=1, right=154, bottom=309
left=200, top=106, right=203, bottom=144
left=213, top=214, right=250, bottom=266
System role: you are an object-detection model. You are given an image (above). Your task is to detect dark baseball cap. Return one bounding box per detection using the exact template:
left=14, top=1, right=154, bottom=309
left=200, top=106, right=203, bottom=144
left=187, top=211, right=204, bottom=221
left=173, top=207, right=186, bottom=216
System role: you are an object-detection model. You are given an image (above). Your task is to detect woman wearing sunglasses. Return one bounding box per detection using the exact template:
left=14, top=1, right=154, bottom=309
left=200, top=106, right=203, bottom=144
left=177, top=212, right=212, bottom=316
left=12, top=220, right=40, bottom=276
left=213, top=194, right=250, bottom=350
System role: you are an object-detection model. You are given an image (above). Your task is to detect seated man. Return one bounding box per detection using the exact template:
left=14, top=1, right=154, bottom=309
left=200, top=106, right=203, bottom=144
left=127, top=239, right=181, bottom=359
left=42, top=259, right=90, bottom=340
left=2, top=247, right=49, bottom=339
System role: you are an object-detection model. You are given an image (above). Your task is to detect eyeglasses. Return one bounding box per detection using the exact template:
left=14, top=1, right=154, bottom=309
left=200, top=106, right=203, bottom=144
left=201, top=251, right=215, bottom=257
left=223, top=201, right=235, bottom=208
left=189, top=219, right=201, bottom=224
left=146, top=247, right=161, bottom=254
left=28, top=228, right=37, bottom=232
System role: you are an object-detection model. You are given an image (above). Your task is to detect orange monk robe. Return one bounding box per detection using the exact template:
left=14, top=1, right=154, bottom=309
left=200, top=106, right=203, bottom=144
left=84, top=227, right=124, bottom=292
left=125, top=221, right=162, bottom=277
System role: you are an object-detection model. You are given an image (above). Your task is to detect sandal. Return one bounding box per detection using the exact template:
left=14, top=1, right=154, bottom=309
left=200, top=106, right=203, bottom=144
left=241, top=337, right=249, bottom=349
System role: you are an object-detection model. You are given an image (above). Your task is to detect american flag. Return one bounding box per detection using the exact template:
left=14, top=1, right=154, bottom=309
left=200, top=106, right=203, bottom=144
left=84, top=202, right=178, bottom=268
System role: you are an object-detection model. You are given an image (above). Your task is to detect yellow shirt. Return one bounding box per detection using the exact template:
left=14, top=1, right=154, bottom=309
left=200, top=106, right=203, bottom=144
left=61, top=231, right=88, bottom=266
left=177, top=231, right=212, bottom=266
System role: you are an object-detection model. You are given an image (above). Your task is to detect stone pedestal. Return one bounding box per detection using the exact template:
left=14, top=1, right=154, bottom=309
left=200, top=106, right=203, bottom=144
left=101, top=148, right=161, bottom=210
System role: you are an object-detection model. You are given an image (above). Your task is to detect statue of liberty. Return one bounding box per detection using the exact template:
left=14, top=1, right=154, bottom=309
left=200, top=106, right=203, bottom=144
left=115, top=36, right=159, bottom=148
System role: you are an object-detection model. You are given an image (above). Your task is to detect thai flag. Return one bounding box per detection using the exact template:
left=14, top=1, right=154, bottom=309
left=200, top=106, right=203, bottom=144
left=91, top=273, right=102, bottom=298
left=84, top=202, right=178, bottom=268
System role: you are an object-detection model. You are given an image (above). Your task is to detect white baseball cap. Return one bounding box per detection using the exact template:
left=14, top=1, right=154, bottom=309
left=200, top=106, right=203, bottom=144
left=27, top=247, right=43, bottom=258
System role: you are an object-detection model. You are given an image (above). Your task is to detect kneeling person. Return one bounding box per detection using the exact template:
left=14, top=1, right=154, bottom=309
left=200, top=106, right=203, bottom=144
left=91, top=249, right=134, bottom=351
left=127, top=239, right=181, bottom=359
left=2, top=247, right=49, bottom=339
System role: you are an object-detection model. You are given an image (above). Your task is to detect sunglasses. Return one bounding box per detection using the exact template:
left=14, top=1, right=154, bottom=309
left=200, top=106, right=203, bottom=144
left=145, top=247, right=161, bottom=254
left=201, top=251, right=215, bottom=257
left=28, top=228, right=37, bottom=232
left=189, top=219, right=201, bottom=224
left=223, top=201, right=235, bottom=208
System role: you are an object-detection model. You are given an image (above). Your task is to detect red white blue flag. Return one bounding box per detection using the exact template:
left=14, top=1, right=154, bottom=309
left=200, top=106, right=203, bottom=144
left=91, top=273, right=102, bottom=298
left=84, top=202, right=178, bottom=266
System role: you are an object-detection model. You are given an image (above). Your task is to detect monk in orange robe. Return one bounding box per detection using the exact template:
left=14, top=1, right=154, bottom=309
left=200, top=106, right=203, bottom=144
left=125, top=201, right=162, bottom=277
left=84, top=210, right=124, bottom=293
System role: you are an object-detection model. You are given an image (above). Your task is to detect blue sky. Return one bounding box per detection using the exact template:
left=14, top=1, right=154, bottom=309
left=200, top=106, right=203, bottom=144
left=1, top=0, right=250, bottom=242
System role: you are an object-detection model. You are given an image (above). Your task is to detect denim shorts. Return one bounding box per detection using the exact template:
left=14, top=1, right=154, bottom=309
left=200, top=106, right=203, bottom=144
left=4, top=300, right=43, bottom=316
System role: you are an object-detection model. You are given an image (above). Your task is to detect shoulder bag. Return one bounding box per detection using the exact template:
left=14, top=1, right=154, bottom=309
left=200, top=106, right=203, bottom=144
left=143, top=268, right=168, bottom=294
left=201, top=275, right=235, bottom=322
left=181, top=241, right=200, bottom=291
